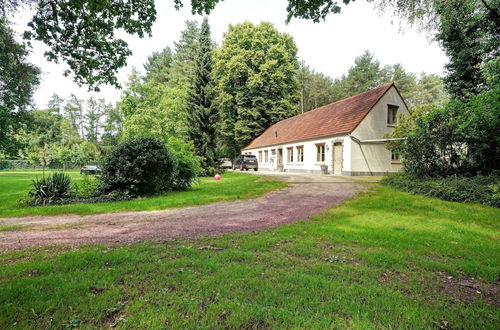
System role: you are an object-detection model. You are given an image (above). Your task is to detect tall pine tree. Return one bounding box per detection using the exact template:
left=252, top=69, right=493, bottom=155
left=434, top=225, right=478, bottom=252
left=187, top=18, right=218, bottom=173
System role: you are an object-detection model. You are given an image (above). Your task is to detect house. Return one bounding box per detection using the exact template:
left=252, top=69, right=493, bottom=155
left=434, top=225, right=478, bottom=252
left=241, top=83, right=409, bottom=176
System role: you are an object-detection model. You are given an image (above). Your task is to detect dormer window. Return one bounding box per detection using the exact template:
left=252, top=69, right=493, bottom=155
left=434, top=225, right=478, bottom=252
left=387, top=105, right=399, bottom=125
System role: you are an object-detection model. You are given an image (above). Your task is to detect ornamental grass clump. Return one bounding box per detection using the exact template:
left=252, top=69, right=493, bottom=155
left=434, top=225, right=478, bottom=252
left=28, top=172, right=72, bottom=206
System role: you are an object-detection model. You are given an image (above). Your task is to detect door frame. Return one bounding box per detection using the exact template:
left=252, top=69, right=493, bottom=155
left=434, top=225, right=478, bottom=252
left=331, top=140, right=343, bottom=175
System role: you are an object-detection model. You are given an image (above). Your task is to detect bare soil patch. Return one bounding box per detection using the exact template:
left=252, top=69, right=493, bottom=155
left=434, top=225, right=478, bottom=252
left=0, top=182, right=367, bottom=252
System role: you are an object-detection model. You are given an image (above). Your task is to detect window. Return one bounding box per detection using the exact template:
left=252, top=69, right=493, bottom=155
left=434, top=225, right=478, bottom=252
left=391, top=152, right=401, bottom=162
left=296, top=146, right=304, bottom=163
left=287, top=147, right=293, bottom=163
left=264, top=150, right=269, bottom=162
left=387, top=105, right=399, bottom=125
left=316, top=144, right=325, bottom=162
left=258, top=151, right=262, bottom=162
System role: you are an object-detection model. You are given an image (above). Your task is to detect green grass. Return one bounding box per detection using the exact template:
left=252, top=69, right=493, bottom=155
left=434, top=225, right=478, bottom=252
left=1, top=186, right=499, bottom=328
left=0, top=170, right=286, bottom=218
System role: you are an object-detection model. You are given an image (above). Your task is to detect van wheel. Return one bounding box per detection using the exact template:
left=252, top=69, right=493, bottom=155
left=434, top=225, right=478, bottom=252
left=254, top=168, right=258, bottom=171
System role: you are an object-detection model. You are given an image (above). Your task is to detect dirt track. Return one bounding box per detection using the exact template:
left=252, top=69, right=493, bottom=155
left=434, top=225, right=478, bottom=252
left=0, top=175, right=367, bottom=252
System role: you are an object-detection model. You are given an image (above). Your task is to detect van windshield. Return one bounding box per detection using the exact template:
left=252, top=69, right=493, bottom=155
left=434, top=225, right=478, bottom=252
left=244, top=155, right=256, bottom=160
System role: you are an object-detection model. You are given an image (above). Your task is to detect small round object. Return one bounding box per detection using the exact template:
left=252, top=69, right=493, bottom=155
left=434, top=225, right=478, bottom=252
left=214, top=174, right=221, bottom=181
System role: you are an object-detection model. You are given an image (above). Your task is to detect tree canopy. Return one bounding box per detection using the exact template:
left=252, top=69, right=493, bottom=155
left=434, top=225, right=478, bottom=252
left=214, top=22, right=299, bottom=158
left=0, top=18, right=40, bottom=156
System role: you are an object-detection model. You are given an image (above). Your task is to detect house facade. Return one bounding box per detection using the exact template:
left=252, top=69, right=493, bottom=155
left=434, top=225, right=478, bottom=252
left=242, top=83, right=409, bottom=176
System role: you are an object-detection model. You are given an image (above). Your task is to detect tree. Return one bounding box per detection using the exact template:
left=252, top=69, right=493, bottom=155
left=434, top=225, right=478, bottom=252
left=143, top=46, right=174, bottom=83
left=336, top=50, right=384, bottom=98
left=187, top=18, right=218, bottom=173
left=121, top=78, right=189, bottom=142
left=85, top=97, right=107, bottom=143
left=63, top=94, right=84, bottom=138
left=214, top=22, right=299, bottom=158
left=435, top=0, right=500, bottom=99
left=46, top=93, right=64, bottom=116
left=101, top=105, right=124, bottom=147
left=381, top=63, right=417, bottom=103
left=296, top=61, right=338, bottom=112
left=170, top=20, right=201, bottom=86
left=412, top=73, right=448, bottom=109
left=0, top=18, right=40, bottom=157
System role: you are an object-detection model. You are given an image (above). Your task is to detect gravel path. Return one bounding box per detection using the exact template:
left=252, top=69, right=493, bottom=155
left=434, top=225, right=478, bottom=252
left=0, top=177, right=367, bottom=252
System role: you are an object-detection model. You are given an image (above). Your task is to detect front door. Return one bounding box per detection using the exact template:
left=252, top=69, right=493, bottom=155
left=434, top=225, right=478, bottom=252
left=333, top=142, right=343, bottom=175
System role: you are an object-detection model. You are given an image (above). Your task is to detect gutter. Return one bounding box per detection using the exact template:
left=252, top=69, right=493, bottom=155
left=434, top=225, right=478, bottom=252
left=350, top=136, right=406, bottom=144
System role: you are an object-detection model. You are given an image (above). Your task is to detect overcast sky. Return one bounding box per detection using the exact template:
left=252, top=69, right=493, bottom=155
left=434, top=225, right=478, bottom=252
left=12, top=0, right=448, bottom=109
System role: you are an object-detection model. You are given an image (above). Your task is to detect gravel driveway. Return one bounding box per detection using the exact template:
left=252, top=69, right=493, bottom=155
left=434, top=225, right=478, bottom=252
left=0, top=174, right=368, bottom=252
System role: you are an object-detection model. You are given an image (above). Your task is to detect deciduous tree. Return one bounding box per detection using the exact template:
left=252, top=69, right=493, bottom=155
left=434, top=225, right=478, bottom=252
left=214, top=22, right=299, bottom=158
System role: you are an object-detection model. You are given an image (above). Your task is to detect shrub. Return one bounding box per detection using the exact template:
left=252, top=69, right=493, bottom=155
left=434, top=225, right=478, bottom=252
left=28, top=172, right=72, bottom=206
left=73, top=175, right=100, bottom=198
left=388, top=59, right=499, bottom=177
left=382, top=172, right=500, bottom=208
left=167, top=138, right=201, bottom=191
left=100, top=138, right=175, bottom=196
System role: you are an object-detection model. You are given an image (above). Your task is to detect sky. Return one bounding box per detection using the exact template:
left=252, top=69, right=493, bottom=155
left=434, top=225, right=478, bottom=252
left=11, top=0, right=448, bottom=109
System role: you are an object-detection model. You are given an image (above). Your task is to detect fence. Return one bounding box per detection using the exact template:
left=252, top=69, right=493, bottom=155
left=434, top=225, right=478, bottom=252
left=0, top=160, right=96, bottom=170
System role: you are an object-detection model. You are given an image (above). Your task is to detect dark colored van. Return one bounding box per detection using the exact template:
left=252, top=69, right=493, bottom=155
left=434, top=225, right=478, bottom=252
left=233, top=154, right=258, bottom=171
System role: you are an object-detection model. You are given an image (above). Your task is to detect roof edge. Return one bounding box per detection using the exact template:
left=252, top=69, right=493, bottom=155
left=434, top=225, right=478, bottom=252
left=243, top=82, right=397, bottom=150
left=242, top=131, right=350, bottom=150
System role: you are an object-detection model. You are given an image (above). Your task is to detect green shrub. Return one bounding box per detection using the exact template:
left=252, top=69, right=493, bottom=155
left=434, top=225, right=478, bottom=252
left=73, top=175, right=100, bottom=198
left=100, top=138, right=175, bottom=196
left=167, top=138, right=201, bottom=191
left=382, top=172, right=500, bottom=207
left=28, top=172, right=72, bottom=206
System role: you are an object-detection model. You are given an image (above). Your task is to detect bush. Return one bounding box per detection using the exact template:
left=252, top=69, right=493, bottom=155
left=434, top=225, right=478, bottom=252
left=73, top=175, right=100, bottom=198
left=167, top=138, right=201, bottom=191
left=382, top=172, right=500, bottom=207
left=100, top=138, right=175, bottom=196
left=28, top=172, right=72, bottom=206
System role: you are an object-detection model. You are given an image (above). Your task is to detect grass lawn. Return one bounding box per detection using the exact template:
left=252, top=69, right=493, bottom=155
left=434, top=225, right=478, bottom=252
left=0, top=186, right=498, bottom=328
left=0, top=170, right=286, bottom=218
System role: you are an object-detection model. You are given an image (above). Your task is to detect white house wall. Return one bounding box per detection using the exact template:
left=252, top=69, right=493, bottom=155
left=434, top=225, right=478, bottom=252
left=244, top=135, right=350, bottom=174
left=243, top=86, right=409, bottom=176
left=349, top=86, right=409, bottom=175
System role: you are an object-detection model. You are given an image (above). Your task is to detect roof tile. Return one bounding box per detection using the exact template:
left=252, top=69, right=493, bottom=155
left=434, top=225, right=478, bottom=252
left=243, top=83, right=394, bottom=150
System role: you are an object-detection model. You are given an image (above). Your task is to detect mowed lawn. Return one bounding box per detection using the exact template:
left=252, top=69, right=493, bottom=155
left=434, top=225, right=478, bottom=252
left=0, top=170, right=286, bottom=218
left=1, top=186, right=499, bottom=328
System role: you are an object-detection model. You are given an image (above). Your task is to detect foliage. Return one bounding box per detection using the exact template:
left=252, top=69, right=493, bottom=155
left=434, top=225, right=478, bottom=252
left=100, top=138, right=175, bottom=196
left=214, top=22, right=299, bottom=158
left=167, top=138, right=202, bottom=191
left=187, top=18, right=218, bottom=174
left=382, top=172, right=500, bottom=207
left=73, top=175, right=100, bottom=199
left=338, top=50, right=385, bottom=97
left=435, top=0, right=500, bottom=99
left=326, top=51, right=447, bottom=109
left=143, top=46, right=174, bottom=83
left=389, top=60, right=500, bottom=177
left=0, top=18, right=40, bottom=157
left=296, top=61, right=338, bottom=112
left=120, top=76, right=189, bottom=142
left=27, top=172, right=72, bottom=206
left=23, top=0, right=156, bottom=90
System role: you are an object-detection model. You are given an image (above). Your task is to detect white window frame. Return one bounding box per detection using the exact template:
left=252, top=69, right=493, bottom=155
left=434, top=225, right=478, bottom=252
left=296, top=146, right=304, bottom=163
left=316, top=143, right=326, bottom=163
left=287, top=147, right=293, bottom=163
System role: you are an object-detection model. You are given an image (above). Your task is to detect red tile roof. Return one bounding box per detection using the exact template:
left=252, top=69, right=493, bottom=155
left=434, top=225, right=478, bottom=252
left=243, top=83, right=395, bottom=150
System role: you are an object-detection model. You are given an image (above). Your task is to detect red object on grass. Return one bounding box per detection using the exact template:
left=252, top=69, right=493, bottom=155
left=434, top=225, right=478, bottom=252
left=214, top=174, right=221, bottom=181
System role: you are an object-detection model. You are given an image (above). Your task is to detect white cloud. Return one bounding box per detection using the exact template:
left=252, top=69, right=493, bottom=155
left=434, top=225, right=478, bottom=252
left=11, top=0, right=447, bottom=108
